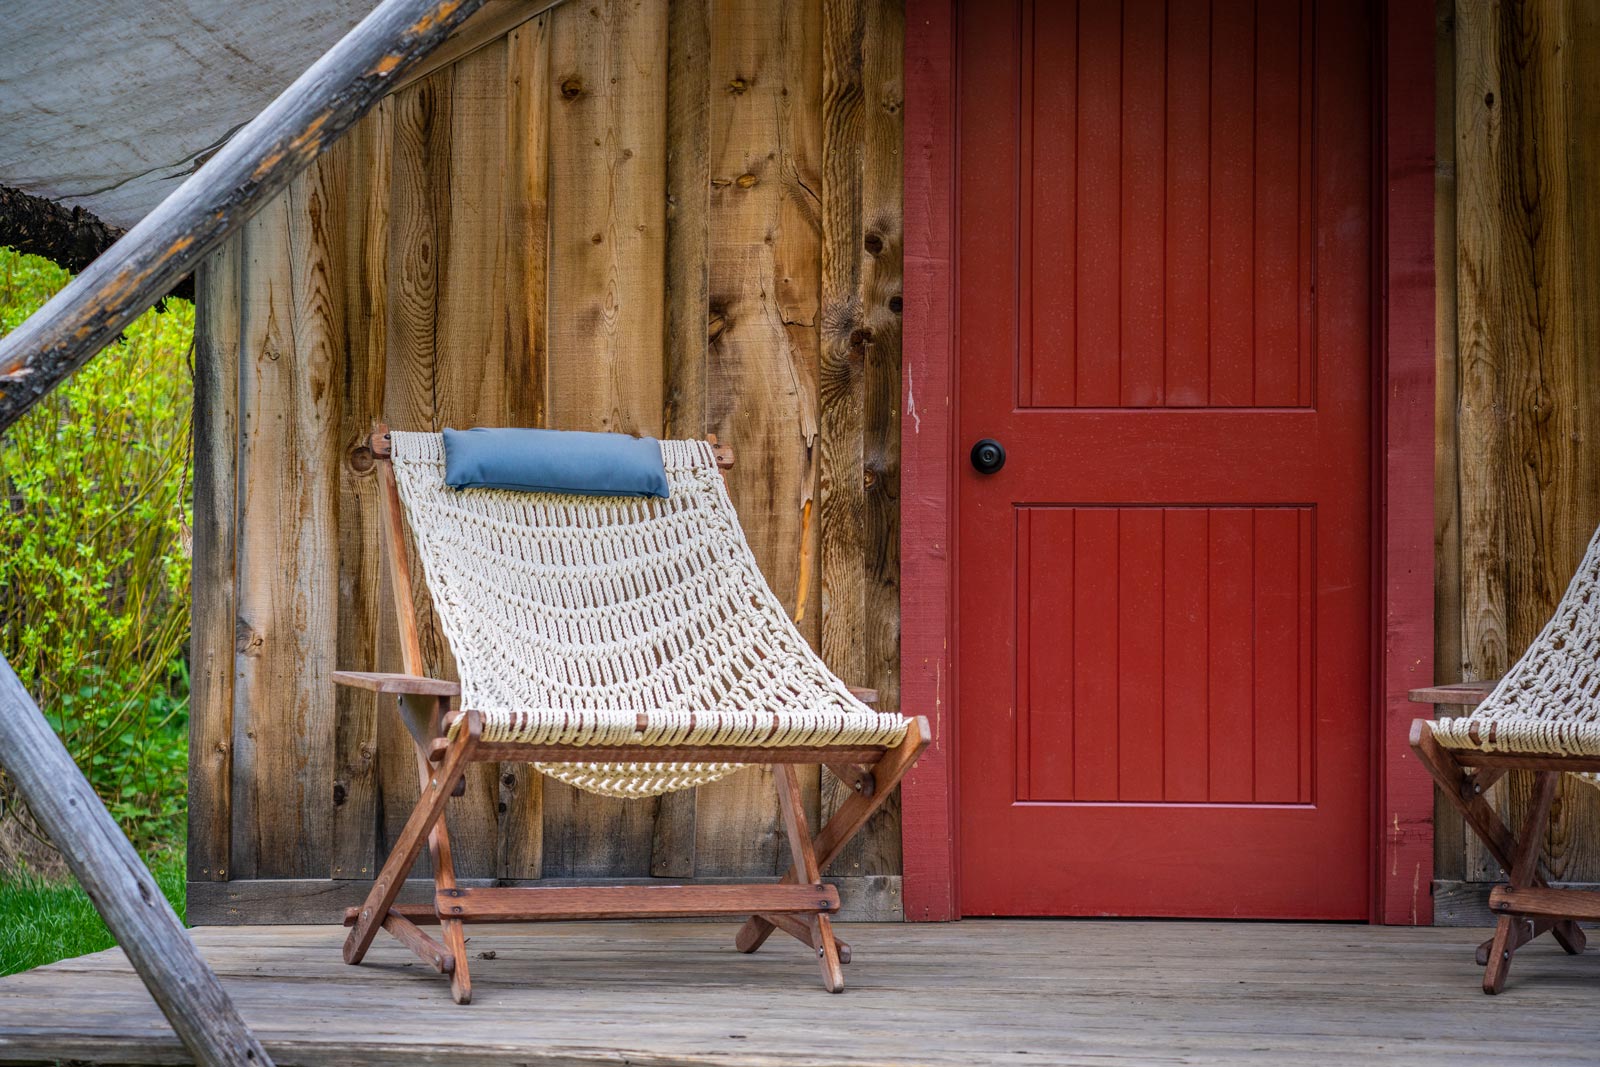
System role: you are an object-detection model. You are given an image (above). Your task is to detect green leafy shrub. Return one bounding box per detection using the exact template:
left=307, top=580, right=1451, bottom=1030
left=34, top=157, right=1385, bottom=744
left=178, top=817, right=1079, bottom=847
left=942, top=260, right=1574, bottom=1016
left=0, top=248, right=194, bottom=857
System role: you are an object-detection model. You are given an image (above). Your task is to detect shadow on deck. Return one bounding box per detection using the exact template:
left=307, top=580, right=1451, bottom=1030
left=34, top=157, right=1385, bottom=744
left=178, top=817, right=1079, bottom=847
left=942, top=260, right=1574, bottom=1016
left=0, top=920, right=1596, bottom=1065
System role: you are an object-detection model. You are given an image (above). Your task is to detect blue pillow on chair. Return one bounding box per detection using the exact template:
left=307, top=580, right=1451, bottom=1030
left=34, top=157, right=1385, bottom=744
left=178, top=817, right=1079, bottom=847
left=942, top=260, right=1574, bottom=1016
left=442, top=427, right=670, bottom=498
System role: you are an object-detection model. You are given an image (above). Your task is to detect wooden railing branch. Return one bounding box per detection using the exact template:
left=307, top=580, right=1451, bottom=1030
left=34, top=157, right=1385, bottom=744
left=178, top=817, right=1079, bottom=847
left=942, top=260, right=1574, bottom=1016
left=0, top=654, right=271, bottom=1065
left=0, top=0, right=496, bottom=433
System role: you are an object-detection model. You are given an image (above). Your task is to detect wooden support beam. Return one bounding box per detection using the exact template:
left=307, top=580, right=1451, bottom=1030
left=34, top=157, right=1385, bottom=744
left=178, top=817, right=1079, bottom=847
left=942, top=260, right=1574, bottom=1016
left=0, top=0, right=494, bottom=432
left=0, top=654, right=273, bottom=1065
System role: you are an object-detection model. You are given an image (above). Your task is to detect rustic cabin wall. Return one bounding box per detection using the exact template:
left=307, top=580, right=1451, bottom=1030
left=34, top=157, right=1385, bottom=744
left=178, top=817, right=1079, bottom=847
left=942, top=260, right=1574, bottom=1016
left=188, top=0, right=904, bottom=923
left=1433, top=0, right=1600, bottom=921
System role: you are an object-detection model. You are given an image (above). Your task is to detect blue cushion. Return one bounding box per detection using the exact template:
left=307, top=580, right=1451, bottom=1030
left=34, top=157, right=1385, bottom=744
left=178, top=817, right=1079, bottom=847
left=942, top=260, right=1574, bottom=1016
left=442, top=428, right=669, bottom=498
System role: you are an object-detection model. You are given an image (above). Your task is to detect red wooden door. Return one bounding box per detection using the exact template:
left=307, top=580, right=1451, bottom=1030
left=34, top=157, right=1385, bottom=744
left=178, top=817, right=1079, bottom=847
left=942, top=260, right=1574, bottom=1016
left=956, top=0, right=1373, bottom=918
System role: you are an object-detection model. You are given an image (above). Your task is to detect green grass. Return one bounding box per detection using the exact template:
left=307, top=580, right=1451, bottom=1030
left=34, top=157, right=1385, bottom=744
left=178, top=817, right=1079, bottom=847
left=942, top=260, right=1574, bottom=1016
left=0, top=848, right=186, bottom=977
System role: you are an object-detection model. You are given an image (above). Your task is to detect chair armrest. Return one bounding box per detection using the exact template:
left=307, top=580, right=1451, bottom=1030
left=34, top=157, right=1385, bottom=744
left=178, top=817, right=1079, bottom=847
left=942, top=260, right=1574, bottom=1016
left=847, top=685, right=879, bottom=705
left=332, top=671, right=460, bottom=697
left=1408, top=679, right=1499, bottom=707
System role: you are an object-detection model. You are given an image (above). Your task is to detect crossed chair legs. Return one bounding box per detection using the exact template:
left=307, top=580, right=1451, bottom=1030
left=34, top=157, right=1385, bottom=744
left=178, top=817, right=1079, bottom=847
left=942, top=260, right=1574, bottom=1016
left=1411, top=721, right=1589, bottom=994
left=342, top=706, right=928, bottom=1002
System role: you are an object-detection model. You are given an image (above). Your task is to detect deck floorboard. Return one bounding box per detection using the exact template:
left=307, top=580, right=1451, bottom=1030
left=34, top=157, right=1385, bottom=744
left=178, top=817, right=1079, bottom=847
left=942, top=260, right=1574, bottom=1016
left=0, top=920, right=1597, bottom=1065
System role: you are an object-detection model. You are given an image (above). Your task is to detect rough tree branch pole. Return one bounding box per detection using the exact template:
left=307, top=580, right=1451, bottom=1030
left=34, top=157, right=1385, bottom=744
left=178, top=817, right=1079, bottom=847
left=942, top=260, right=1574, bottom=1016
left=0, top=0, right=492, bottom=434
left=0, top=0, right=497, bottom=1062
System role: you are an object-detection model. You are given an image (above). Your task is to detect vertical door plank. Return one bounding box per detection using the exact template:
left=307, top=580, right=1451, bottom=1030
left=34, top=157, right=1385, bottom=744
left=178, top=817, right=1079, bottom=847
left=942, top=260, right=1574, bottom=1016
left=1251, top=508, right=1302, bottom=803
left=542, top=0, right=668, bottom=877
left=1119, top=0, right=1165, bottom=407
left=1251, top=0, right=1303, bottom=406
left=330, top=102, right=392, bottom=882
left=1163, top=0, right=1209, bottom=406
left=1026, top=511, right=1074, bottom=799
left=1027, top=0, right=1077, bottom=407
left=190, top=241, right=241, bottom=883
left=1072, top=509, right=1119, bottom=801
left=1117, top=508, right=1163, bottom=801
left=1161, top=508, right=1209, bottom=801
left=693, top=0, right=822, bottom=878
left=1205, top=509, right=1254, bottom=803
left=1207, top=0, right=1254, bottom=406
left=498, top=17, right=554, bottom=882
left=1074, top=0, right=1120, bottom=407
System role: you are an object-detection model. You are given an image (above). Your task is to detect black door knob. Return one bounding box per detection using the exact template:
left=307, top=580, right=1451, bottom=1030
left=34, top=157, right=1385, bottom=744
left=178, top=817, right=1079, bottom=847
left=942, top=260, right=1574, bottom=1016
left=970, top=438, right=1006, bottom=475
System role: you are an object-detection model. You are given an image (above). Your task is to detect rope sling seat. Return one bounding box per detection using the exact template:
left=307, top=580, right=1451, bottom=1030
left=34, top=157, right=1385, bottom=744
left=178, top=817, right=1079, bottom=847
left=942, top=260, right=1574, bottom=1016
left=387, top=431, right=910, bottom=798
left=1429, top=522, right=1600, bottom=786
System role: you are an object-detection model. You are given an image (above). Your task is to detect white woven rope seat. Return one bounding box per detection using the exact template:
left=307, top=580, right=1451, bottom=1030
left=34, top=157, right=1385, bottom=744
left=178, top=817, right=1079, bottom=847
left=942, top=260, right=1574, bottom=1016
left=387, top=431, right=909, bottom=798
left=1431, top=522, right=1600, bottom=784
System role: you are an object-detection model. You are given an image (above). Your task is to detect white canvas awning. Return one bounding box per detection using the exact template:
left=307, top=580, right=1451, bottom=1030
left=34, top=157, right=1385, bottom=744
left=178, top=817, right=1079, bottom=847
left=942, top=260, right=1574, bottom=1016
left=0, top=0, right=373, bottom=229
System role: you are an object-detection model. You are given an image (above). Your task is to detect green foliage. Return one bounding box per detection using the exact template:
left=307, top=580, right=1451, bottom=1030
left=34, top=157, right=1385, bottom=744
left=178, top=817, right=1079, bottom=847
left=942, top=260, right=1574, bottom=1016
left=0, top=248, right=194, bottom=853
left=0, top=845, right=185, bottom=976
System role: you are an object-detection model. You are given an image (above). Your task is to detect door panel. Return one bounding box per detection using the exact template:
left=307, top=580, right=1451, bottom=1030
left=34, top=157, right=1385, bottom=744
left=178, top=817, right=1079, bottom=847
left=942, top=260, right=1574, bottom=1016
left=956, top=0, right=1372, bottom=918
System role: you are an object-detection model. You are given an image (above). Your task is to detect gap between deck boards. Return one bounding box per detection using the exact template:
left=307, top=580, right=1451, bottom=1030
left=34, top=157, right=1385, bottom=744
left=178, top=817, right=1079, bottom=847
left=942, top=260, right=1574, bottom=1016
left=188, top=874, right=902, bottom=925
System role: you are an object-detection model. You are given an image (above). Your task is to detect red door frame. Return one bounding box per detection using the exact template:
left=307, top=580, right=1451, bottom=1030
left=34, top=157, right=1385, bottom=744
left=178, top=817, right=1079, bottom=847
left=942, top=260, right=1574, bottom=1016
left=899, top=0, right=1436, bottom=924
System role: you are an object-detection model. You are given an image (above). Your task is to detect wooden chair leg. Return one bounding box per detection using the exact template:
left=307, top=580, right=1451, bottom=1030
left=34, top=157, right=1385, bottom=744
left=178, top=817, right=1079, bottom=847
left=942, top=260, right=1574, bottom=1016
left=737, top=717, right=929, bottom=958
left=344, top=715, right=478, bottom=966
left=413, top=734, right=472, bottom=1004
left=771, top=764, right=844, bottom=992
left=1483, top=770, right=1561, bottom=995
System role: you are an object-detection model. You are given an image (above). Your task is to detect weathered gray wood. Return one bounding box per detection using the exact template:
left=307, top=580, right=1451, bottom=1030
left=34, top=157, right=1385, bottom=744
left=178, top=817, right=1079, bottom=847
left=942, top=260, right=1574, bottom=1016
left=3, top=920, right=1599, bottom=1066
left=0, top=654, right=272, bottom=1066
left=188, top=874, right=903, bottom=925
left=189, top=245, right=241, bottom=884
left=0, top=0, right=492, bottom=432
left=1432, top=878, right=1600, bottom=927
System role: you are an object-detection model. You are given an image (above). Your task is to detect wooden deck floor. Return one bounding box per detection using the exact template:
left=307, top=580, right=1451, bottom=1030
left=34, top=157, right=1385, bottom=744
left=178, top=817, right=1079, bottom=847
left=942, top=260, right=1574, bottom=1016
left=0, top=920, right=1596, bottom=1065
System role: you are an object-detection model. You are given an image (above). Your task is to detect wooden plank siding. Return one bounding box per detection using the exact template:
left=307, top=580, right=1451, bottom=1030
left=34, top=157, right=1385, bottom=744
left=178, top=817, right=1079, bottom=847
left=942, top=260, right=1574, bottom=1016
left=189, top=0, right=905, bottom=921
left=1432, top=0, right=1600, bottom=916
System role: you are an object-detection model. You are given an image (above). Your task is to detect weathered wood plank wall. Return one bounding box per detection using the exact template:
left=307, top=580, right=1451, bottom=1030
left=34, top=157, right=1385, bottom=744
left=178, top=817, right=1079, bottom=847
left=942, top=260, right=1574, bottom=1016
left=1433, top=0, right=1600, bottom=915
left=189, top=0, right=904, bottom=922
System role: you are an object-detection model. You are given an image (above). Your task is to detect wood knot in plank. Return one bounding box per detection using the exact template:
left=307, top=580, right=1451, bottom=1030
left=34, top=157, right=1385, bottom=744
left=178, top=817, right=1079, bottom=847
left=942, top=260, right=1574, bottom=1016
left=235, top=620, right=263, bottom=656
left=737, top=173, right=758, bottom=188
left=560, top=76, right=585, bottom=100
left=347, top=442, right=376, bottom=475
left=864, top=232, right=884, bottom=255
left=728, top=77, right=751, bottom=94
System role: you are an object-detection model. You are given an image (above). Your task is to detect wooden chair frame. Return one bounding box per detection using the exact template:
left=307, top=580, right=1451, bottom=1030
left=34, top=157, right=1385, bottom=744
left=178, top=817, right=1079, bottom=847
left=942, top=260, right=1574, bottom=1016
left=333, top=427, right=930, bottom=1002
left=1410, top=683, right=1593, bottom=993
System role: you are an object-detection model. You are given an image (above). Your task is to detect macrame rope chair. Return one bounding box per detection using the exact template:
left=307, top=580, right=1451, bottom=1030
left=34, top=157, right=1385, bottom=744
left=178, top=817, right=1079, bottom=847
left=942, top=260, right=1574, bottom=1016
left=334, top=426, right=928, bottom=1002
left=1411, top=522, right=1600, bottom=993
